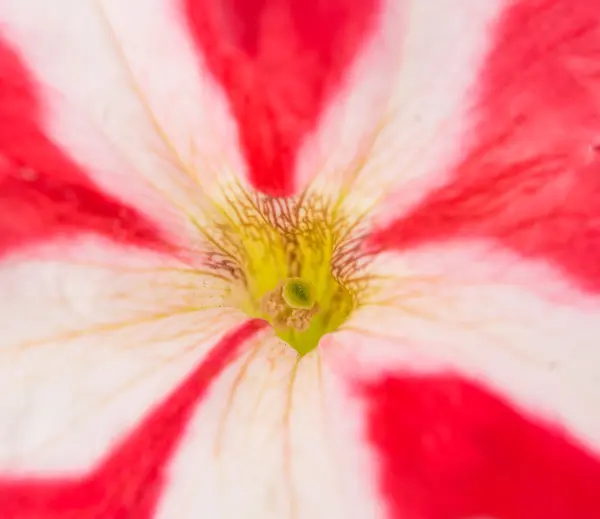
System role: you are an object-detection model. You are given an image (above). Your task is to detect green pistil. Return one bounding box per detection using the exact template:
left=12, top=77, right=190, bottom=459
left=257, top=277, right=353, bottom=356
left=282, top=278, right=315, bottom=309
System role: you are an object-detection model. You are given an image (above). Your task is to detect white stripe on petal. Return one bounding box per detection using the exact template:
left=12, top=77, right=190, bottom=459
left=0, top=236, right=244, bottom=472
left=156, top=336, right=385, bottom=519
left=100, top=0, right=248, bottom=190
left=299, top=0, right=505, bottom=222
left=0, top=0, right=245, bottom=239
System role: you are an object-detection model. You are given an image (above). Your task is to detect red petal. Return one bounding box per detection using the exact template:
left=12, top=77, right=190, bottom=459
left=0, top=38, right=168, bottom=258
left=364, top=374, right=600, bottom=519
left=182, top=0, right=381, bottom=195
left=0, top=320, right=265, bottom=519
left=370, top=0, right=600, bottom=295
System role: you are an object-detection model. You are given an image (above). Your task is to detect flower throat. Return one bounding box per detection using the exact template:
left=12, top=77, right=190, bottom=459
left=197, top=187, right=364, bottom=356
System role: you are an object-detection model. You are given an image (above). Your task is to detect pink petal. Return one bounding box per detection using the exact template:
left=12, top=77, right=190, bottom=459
left=364, top=373, right=600, bottom=519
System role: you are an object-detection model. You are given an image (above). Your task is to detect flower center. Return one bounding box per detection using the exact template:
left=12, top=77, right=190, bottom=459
left=198, top=187, right=365, bottom=356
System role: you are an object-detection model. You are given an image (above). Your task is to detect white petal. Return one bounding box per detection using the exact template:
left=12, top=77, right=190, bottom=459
left=156, top=336, right=386, bottom=519
left=299, top=0, right=503, bottom=220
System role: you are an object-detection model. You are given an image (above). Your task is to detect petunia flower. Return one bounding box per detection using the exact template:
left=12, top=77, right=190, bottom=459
left=1, top=0, right=600, bottom=518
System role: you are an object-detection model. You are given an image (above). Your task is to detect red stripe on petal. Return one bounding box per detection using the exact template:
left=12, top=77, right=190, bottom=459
left=370, top=0, right=600, bottom=294
left=183, top=0, right=381, bottom=195
left=364, top=374, right=600, bottom=519
left=0, top=39, right=168, bottom=257
left=0, top=319, right=266, bottom=519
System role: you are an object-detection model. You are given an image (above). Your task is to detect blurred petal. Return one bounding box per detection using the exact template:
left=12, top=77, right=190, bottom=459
left=0, top=0, right=250, bottom=240
left=299, top=0, right=503, bottom=214
left=369, top=0, right=600, bottom=295
left=332, top=244, right=600, bottom=446
left=183, top=0, right=382, bottom=195
left=155, top=337, right=385, bottom=519
left=343, top=243, right=600, bottom=447
left=0, top=31, right=173, bottom=256
left=0, top=237, right=244, bottom=474
left=322, top=240, right=600, bottom=518
left=0, top=315, right=264, bottom=519
left=362, top=372, right=600, bottom=519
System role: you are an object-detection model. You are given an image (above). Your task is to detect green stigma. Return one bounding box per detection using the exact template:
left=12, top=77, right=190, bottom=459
left=282, top=278, right=315, bottom=309
left=255, top=275, right=353, bottom=356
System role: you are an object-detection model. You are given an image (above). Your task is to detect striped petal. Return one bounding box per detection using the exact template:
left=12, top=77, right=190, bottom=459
left=328, top=241, right=600, bottom=517
left=182, top=0, right=382, bottom=195
left=297, top=0, right=504, bottom=217
left=0, top=0, right=256, bottom=250
left=366, top=0, right=600, bottom=296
